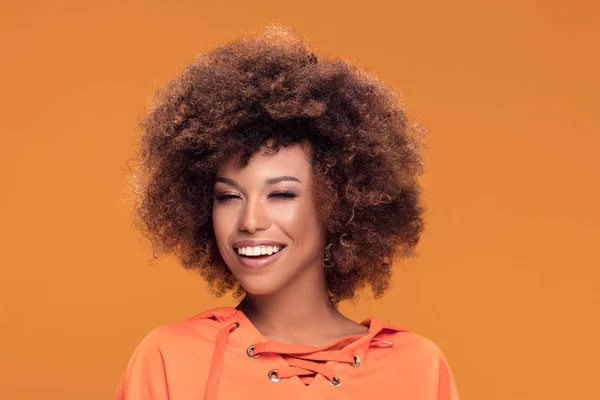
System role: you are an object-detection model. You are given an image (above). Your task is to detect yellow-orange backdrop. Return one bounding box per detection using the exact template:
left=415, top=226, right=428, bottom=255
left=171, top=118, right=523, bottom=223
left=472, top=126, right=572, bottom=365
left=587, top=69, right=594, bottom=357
left=1, top=1, right=598, bottom=399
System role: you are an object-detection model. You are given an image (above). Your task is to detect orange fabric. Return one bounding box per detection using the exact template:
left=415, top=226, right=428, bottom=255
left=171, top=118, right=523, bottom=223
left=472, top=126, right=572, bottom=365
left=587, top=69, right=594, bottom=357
left=114, top=307, right=459, bottom=399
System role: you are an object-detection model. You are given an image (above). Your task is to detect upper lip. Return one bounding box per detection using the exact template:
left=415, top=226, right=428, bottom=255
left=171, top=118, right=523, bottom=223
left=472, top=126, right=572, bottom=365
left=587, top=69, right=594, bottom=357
left=232, top=239, right=285, bottom=248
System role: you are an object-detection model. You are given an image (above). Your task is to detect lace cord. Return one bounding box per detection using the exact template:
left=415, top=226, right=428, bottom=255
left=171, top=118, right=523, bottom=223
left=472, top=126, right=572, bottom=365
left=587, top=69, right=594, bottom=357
left=250, top=332, right=391, bottom=385
left=205, top=322, right=239, bottom=400
left=202, top=313, right=396, bottom=398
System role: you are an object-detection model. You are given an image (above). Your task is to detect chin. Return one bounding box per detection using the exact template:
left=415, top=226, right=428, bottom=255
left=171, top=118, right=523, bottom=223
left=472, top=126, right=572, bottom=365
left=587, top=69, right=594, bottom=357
left=235, top=274, right=284, bottom=297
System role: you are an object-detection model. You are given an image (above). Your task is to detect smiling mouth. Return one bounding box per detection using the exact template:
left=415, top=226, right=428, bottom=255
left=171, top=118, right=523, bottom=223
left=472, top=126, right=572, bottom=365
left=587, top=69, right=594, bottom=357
left=233, top=245, right=287, bottom=268
left=234, top=245, right=286, bottom=257
left=240, top=253, right=276, bottom=259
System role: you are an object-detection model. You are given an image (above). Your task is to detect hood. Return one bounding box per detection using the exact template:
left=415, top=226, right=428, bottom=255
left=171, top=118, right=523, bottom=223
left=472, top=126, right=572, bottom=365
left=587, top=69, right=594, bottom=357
left=189, top=307, right=410, bottom=399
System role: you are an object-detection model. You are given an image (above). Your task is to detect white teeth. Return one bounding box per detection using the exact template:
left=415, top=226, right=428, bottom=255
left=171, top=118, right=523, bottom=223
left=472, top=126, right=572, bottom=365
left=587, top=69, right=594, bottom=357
left=236, top=245, right=283, bottom=256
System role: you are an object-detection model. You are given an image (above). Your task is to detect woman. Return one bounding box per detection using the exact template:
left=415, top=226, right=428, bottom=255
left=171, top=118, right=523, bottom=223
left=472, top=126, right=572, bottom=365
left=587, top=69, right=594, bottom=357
left=115, top=25, right=459, bottom=399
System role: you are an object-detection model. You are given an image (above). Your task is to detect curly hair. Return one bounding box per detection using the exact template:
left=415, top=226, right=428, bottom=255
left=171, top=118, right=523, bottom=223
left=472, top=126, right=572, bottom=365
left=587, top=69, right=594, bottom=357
left=127, top=24, right=426, bottom=304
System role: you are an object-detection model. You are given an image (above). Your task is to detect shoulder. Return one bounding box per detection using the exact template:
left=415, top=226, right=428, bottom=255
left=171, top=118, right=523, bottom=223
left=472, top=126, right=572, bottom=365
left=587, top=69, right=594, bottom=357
left=126, top=307, right=235, bottom=357
left=368, top=320, right=459, bottom=397
left=388, top=331, right=459, bottom=398
left=368, top=318, right=452, bottom=368
left=378, top=330, right=460, bottom=399
left=391, top=330, right=450, bottom=365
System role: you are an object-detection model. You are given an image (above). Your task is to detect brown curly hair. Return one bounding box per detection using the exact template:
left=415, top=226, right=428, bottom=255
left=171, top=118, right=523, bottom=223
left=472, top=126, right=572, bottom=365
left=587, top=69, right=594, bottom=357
left=126, top=24, right=426, bottom=304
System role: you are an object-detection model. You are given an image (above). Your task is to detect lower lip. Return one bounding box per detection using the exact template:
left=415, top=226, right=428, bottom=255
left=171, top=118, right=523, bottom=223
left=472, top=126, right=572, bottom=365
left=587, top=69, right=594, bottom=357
left=234, top=247, right=286, bottom=269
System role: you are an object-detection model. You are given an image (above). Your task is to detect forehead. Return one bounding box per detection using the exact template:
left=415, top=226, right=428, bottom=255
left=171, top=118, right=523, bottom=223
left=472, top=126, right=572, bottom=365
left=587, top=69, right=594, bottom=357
left=217, top=143, right=312, bottom=180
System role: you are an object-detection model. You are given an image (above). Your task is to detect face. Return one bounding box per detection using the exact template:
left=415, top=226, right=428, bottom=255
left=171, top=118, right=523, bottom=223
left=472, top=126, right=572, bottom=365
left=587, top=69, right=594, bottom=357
left=212, top=142, right=327, bottom=296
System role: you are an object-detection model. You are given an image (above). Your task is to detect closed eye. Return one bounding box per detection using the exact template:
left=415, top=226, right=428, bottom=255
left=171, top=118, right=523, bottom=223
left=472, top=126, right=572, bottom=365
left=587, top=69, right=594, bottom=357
left=214, top=192, right=297, bottom=202
left=215, top=194, right=240, bottom=202
left=268, top=191, right=298, bottom=199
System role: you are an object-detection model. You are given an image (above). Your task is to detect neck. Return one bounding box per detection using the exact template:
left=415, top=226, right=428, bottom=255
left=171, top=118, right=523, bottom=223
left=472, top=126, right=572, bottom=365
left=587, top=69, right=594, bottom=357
left=235, top=264, right=342, bottom=339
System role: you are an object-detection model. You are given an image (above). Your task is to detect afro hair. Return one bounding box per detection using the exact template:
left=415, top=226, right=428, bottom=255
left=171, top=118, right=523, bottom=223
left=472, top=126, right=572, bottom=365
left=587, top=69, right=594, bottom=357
left=127, top=24, right=427, bottom=304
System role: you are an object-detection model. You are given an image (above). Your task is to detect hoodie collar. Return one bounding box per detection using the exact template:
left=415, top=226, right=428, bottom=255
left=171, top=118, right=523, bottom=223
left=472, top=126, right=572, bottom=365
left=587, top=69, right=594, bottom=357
left=191, top=306, right=409, bottom=399
left=190, top=306, right=408, bottom=344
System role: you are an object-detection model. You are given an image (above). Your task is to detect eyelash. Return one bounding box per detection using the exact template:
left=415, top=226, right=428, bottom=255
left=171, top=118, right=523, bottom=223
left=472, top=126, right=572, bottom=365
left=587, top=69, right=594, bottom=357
left=215, top=191, right=298, bottom=202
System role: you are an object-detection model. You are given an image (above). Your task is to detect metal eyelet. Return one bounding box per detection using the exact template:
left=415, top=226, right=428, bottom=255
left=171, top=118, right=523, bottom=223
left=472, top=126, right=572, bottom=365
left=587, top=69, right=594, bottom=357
left=351, top=354, right=360, bottom=367
left=328, top=375, right=341, bottom=386
left=246, top=345, right=260, bottom=359
left=268, top=369, right=280, bottom=382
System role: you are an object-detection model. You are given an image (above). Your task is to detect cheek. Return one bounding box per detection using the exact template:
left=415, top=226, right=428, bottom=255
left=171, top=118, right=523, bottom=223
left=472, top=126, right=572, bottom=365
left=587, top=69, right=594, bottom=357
left=212, top=207, right=233, bottom=244
left=271, top=198, right=322, bottom=239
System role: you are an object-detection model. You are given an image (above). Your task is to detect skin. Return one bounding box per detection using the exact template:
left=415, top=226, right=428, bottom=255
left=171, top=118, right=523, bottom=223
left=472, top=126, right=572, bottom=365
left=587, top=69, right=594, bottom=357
left=212, top=140, right=368, bottom=347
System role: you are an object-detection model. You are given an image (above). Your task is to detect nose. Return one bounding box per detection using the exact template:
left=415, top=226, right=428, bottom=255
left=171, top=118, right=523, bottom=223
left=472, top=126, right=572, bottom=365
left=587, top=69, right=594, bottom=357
left=238, top=197, right=270, bottom=233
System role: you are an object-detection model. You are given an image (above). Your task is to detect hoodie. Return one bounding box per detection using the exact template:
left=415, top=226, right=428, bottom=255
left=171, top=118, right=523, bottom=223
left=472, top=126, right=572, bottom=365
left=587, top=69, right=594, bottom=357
left=114, top=307, right=459, bottom=399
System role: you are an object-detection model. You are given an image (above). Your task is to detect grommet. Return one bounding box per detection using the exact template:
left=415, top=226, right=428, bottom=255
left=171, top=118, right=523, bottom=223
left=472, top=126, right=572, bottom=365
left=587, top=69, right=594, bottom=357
left=351, top=354, right=360, bottom=367
left=328, top=375, right=341, bottom=386
left=268, top=369, right=280, bottom=382
left=246, top=345, right=260, bottom=359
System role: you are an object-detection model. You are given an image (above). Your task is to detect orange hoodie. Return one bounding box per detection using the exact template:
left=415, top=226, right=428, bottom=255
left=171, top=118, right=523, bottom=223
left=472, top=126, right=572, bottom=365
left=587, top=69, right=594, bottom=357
left=114, top=307, right=459, bottom=399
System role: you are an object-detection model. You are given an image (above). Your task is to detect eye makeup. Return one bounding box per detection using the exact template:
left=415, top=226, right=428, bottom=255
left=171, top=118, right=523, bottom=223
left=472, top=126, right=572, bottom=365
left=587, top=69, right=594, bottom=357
left=214, top=190, right=299, bottom=203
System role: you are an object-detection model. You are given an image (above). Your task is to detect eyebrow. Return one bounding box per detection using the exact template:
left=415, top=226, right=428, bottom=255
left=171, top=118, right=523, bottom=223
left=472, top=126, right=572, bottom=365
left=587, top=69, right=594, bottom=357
left=215, top=176, right=302, bottom=188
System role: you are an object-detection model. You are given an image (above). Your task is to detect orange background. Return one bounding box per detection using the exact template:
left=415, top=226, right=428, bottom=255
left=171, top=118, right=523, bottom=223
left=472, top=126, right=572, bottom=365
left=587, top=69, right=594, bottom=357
left=1, top=1, right=599, bottom=399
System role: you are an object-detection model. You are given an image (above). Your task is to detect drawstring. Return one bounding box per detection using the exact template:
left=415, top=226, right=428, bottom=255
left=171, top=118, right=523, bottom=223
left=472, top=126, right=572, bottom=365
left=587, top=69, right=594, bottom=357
left=204, top=317, right=394, bottom=399
left=251, top=335, right=389, bottom=385
left=205, top=321, right=239, bottom=400
left=252, top=342, right=356, bottom=385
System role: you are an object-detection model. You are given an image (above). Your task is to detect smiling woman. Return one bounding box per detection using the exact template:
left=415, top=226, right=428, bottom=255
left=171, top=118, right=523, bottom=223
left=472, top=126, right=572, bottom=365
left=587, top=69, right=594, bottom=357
left=116, top=24, right=459, bottom=399
left=212, top=143, right=328, bottom=296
